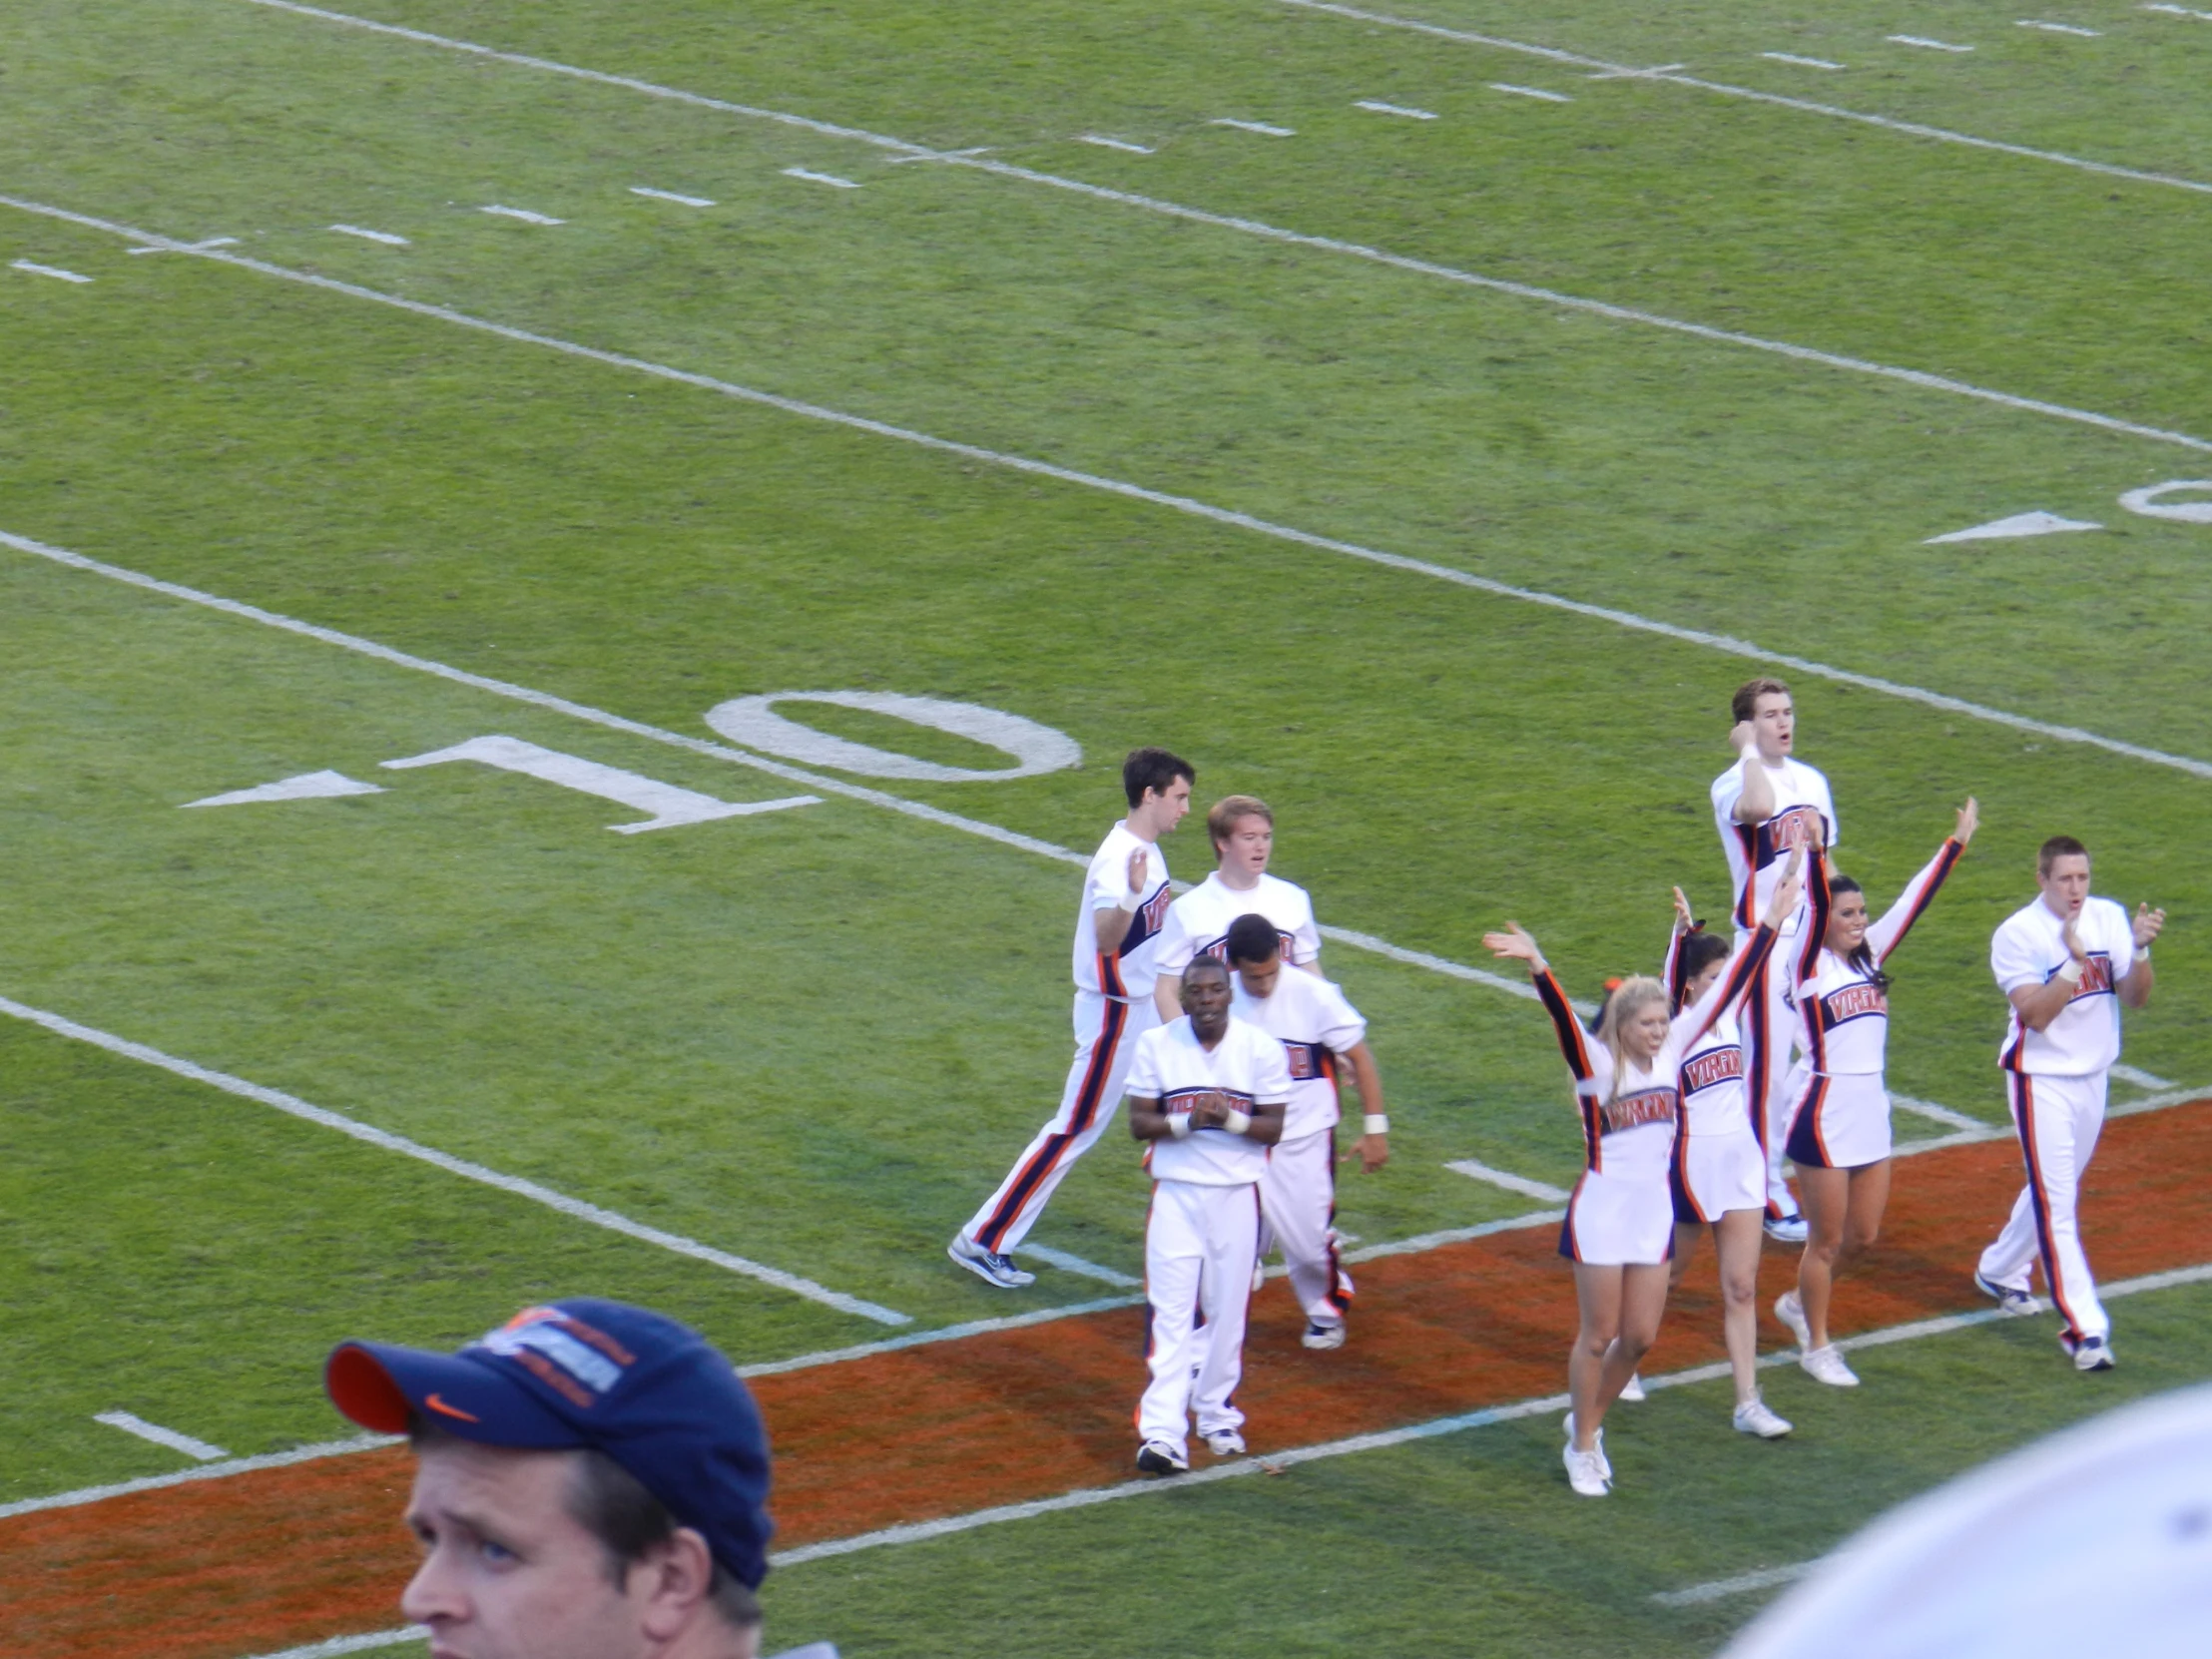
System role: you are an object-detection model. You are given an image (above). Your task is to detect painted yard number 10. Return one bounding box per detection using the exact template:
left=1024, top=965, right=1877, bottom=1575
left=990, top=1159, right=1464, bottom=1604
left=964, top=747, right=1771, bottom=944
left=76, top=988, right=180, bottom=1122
left=184, top=692, right=1083, bottom=833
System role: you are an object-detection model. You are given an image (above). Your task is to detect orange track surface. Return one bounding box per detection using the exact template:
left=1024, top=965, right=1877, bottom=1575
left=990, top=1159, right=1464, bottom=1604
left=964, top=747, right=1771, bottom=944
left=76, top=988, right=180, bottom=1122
left=9, top=1105, right=2209, bottom=1658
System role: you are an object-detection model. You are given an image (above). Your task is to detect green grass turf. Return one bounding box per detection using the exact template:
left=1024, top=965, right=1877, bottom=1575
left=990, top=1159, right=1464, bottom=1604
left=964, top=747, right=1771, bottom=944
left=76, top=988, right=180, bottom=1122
left=750, top=1281, right=2212, bottom=1658
left=1, top=0, right=2209, bottom=1646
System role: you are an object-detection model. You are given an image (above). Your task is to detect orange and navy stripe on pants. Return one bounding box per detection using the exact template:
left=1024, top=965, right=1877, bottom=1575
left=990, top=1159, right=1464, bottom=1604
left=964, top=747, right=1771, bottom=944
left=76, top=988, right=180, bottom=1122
left=2011, top=1073, right=2089, bottom=1344
left=976, top=980, right=1128, bottom=1252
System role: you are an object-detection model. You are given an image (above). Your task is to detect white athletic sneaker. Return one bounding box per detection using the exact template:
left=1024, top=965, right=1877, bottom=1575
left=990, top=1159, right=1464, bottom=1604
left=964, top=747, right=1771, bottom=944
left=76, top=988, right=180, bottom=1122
left=1202, top=1428, right=1247, bottom=1456
left=1301, top=1319, right=1347, bottom=1351
left=1974, top=1271, right=2042, bottom=1318
left=1764, top=1212, right=1810, bottom=1245
left=1733, top=1396, right=1795, bottom=1438
left=947, top=1232, right=1035, bottom=1288
left=1618, top=1373, right=1646, bottom=1402
left=1774, top=1290, right=1812, bottom=1349
left=1136, top=1439, right=1189, bottom=1475
left=1563, top=1441, right=1611, bottom=1497
left=1800, top=1343, right=1860, bottom=1387
left=2070, top=1335, right=2116, bottom=1373
left=1563, top=1414, right=1611, bottom=1480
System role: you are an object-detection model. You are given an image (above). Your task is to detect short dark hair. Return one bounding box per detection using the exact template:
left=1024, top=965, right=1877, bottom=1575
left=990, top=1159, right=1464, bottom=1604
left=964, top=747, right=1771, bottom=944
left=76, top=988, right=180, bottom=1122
left=1225, top=913, right=1283, bottom=966
left=1183, top=954, right=1232, bottom=985
left=410, top=1423, right=762, bottom=1629
left=2039, top=834, right=2090, bottom=876
left=1732, top=677, right=1791, bottom=725
left=1123, top=747, right=1195, bottom=809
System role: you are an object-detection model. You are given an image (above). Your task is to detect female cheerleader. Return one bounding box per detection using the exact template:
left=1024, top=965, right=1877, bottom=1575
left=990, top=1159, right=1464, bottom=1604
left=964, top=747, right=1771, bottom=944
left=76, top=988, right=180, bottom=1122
left=1775, top=799, right=1977, bottom=1386
left=1662, top=889, right=1795, bottom=1439
left=1484, top=850, right=1799, bottom=1497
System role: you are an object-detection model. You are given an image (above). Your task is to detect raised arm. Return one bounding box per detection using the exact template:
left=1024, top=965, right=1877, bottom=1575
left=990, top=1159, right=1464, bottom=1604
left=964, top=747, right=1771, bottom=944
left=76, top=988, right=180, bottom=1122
left=1484, top=923, right=1596, bottom=1087
left=1867, top=800, right=1975, bottom=965
left=1663, top=886, right=1696, bottom=1007
left=1728, top=728, right=1777, bottom=825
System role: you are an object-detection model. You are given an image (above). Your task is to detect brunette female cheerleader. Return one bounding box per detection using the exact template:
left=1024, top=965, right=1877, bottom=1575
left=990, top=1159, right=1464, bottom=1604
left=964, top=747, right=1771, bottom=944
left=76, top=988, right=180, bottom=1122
left=1484, top=851, right=1800, bottom=1496
left=1775, top=800, right=1977, bottom=1386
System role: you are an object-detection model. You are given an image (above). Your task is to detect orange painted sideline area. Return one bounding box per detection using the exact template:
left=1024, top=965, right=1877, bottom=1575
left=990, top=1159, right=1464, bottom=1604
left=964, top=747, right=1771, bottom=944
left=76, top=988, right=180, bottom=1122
left=9, top=1104, right=2212, bottom=1659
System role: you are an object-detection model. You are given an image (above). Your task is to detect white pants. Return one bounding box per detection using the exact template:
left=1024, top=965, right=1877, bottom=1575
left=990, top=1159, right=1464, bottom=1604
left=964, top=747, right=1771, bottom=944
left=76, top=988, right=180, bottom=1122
left=1739, top=933, right=1805, bottom=1218
left=1259, top=1127, right=1354, bottom=1326
left=1138, top=1179, right=1261, bottom=1454
left=1978, top=1070, right=2109, bottom=1345
left=966, top=991, right=1159, bottom=1254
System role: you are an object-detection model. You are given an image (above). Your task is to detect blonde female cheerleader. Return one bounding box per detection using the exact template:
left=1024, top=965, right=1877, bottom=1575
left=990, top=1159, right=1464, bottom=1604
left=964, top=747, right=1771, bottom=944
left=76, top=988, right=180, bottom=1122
left=1775, top=800, right=1977, bottom=1386
left=1661, top=891, right=1795, bottom=1439
left=1485, top=851, right=1799, bottom=1497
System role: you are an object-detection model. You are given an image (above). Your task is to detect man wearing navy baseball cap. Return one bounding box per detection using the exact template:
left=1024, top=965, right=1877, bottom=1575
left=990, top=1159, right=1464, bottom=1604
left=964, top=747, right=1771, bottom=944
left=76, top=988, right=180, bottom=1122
left=326, top=1298, right=774, bottom=1659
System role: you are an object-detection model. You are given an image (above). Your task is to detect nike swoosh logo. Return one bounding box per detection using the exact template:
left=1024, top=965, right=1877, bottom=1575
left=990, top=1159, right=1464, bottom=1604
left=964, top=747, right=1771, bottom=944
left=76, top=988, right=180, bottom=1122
left=425, top=1392, right=481, bottom=1422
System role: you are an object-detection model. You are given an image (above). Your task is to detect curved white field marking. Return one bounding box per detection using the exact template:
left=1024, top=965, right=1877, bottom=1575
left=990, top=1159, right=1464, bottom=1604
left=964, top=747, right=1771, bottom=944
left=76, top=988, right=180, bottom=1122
left=2120, top=479, right=2212, bottom=523
left=4, top=198, right=2212, bottom=798
left=1277, top=0, right=2212, bottom=199
left=0, top=993, right=912, bottom=1326
left=706, top=691, right=1081, bottom=782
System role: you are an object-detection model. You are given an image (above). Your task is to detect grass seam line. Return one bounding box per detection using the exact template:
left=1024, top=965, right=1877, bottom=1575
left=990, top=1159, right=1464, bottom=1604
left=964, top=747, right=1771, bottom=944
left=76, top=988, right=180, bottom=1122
left=200, top=5, right=2212, bottom=456
left=1275, top=0, right=2212, bottom=199
left=1, top=245, right=2208, bottom=797
left=766, top=1257, right=2212, bottom=1568
left=0, top=992, right=912, bottom=1328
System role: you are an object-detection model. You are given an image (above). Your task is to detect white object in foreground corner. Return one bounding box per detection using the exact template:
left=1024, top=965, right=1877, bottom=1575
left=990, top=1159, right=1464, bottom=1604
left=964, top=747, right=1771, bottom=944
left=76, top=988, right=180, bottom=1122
left=383, top=735, right=819, bottom=831
left=11, top=259, right=93, bottom=282
left=185, top=770, right=386, bottom=809
left=1723, top=1382, right=2212, bottom=1658
left=95, top=1410, right=229, bottom=1462
left=479, top=204, right=564, bottom=225
left=1926, top=510, right=2101, bottom=543
left=1444, top=1158, right=1572, bottom=1204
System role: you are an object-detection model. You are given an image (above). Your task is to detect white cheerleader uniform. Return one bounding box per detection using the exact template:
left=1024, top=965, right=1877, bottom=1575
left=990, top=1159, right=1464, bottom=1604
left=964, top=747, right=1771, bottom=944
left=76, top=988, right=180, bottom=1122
left=1661, top=929, right=1766, bottom=1224
left=1782, top=839, right=1962, bottom=1171
left=1535, top=924, right=1777, bottom=1265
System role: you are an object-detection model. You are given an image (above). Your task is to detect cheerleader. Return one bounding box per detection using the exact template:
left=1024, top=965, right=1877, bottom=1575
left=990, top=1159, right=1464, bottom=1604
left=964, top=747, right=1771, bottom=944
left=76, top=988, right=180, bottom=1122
left=1775, top=800, right=1977, bottom=1386
left=1484, top=851, right=1799, bottom=1497
left=1662, top=889, right=1795, bottom=1439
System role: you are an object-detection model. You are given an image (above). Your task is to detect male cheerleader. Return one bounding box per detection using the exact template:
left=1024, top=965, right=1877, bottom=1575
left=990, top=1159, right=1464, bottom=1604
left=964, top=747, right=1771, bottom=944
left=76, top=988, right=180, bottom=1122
left=1152, top=795, right=1323, bottom=1024
left=1974, top=835, right=2164, bottom=1371
left=1126, top=956, right=1291, bottom=1472
left=1225, top=913, right=1387, bottom=1351
left=950, top=748, right=1194, bottom=1289
left=1711, top=678, right=1838, bottom=1244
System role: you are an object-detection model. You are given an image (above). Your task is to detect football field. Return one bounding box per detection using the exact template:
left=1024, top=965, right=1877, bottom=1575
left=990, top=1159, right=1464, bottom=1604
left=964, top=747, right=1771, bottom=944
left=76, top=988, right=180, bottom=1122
left=2, top=0, right=2208, bottom=1652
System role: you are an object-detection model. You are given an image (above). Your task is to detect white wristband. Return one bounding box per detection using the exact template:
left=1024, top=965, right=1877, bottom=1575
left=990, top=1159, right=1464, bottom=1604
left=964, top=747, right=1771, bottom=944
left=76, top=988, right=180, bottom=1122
left=1168, top=1112, right=1193, bottom=1139
left=1222, top=1109, right=1253, bottom=1136
left=1117, top=888, right=1142, bottom=913
left=1364, top=1114, right=1390, bottom=1136
left=2057, top=959, right=2084, bottom=985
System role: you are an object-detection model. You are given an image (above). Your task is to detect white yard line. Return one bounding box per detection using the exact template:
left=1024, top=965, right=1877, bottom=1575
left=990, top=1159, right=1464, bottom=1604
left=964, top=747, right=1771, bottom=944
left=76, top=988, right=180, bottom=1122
left=202, top=2, right=2212, bottom=431
left=1888, top=35, right=1975, bottom=52
left=0, top=1433, right=396, bottom=1521
left=782, top=167, right=859, bottom=189
left=2144, top=3, right=2212, bottom=18
left=1076, top=135, right=1154, bottom=154
left=1762, top=52, right=1845, bottom=69
left=1444, top=1158, right=1573, bottom=1203
left=2017, top=20, right=2102, bottom=37
left=1490, top=83, right=1571, bottom=102
left=0, top=993, right=911, bottom=1327
left=1212, top=118, right=1296, bottom=136
left=1653, top=1561, right=1813, bottom=1606
left=11, top=259, right=93, bottom=282
left=2112, top=1062, right=2175, bottom=1090
left=1355, top=99, right=1437, bottom=118
left=478, top=204, right=563, bottom=224
left=1021, top=1245, right=1143, bottom=1287
left=1276, top=0, right=2212, bottom=200
left=93, top=1410, right=231, bottom=1462
left=6, top=206, right=2211, bottom=802
left=238, top=1632, right=423, bottom=1659
left=328, top=224, right=408, bottom=246
left=630, top=186, right=715, bottom=207
left=1890, top=1093, right=1984, bottom=1132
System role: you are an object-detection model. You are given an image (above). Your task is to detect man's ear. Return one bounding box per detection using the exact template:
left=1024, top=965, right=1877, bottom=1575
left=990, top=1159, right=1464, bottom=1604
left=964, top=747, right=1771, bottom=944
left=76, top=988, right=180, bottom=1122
left=636, top=1525, right=717, bottom=1640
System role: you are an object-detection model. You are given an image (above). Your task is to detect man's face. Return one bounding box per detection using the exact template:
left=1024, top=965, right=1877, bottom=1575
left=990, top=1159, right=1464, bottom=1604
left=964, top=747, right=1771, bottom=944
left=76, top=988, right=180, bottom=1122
left=1752, top=693, right=1795, bottom=758
left=2039, top=853, right=2092, bottom=919
left=401, top=1440, right=658, bottom=1659
left=1181, top=963, right=1233, bottom=1038
left=1217, top=814, right=1273, bottom=879
left=1234, top=952, right=1284, bottom=999
left=1141, top=777, right=1192, bottom=832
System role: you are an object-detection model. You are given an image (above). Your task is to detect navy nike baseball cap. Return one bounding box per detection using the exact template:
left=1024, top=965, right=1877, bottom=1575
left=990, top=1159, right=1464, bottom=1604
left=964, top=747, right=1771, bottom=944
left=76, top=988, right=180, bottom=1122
left=324, top=1298, right=774, bottom=1588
